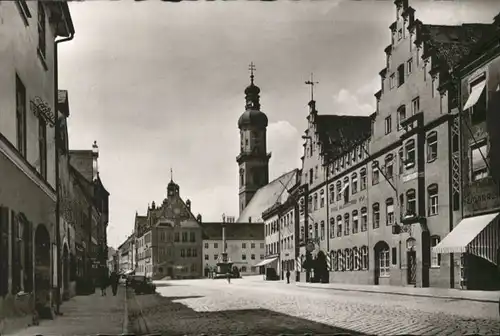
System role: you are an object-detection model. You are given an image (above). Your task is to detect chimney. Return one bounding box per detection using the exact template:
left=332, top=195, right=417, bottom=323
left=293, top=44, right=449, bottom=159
left=186, top=199, right=191, bottom=211
left=196, top=214, right=202, bottom=222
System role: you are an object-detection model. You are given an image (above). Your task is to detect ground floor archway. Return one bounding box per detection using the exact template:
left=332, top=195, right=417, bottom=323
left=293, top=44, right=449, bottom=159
left=34, top=224, right=51, bottom=312
left=373, top=241, right=390, bottom=285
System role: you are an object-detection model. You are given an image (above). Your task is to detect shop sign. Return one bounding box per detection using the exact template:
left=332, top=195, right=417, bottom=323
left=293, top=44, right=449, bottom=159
left=464, top=187, right=500, bottom=214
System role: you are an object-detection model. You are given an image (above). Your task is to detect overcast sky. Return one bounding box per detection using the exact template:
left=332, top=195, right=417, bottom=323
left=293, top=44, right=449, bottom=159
left=59, top=0, right=500, bottom=249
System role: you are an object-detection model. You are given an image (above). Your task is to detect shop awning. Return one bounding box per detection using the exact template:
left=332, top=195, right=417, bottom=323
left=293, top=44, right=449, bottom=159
left=433, top=212, right=499, bottom=254
left=463, top=79, right=486, bottom=111
left=255, top=257, right=278, bottom=267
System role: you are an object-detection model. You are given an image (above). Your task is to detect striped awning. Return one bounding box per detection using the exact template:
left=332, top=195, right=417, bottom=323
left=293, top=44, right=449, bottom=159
left=433, top=212, right=499, bottom=255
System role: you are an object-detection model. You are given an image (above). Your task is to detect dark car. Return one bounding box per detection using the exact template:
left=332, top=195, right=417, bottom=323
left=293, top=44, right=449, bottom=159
left=127, top=275, right=156, bottom=294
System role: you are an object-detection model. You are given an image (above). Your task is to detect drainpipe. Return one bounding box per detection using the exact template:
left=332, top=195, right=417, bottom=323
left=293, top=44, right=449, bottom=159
left=54, top=8, right=74, bottom=314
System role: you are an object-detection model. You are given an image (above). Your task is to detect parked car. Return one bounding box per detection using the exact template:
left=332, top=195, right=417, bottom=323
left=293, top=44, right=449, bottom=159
left=127, top=275, right=156, bottom=294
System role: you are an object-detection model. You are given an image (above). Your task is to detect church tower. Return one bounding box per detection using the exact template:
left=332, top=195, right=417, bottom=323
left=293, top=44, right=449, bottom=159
left=236, top=62, right=271, bottom=215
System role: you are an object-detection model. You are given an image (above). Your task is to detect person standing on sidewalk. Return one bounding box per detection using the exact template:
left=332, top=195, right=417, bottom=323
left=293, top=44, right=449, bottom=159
left=286, top=269, right=291, bottom=284
left=99, top=267, right=108, bottom=296
left=226, top=271, right=231, bottom=284
left=110, top=271, right=119, bottom=296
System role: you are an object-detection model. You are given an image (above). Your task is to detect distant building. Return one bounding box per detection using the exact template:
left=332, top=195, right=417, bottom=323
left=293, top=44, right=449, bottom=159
left=135, top=179, right=203, bottom=280
left=117, top=234, right=135, bottom=274
left=200, top=221, right=265, bottom=276
left=107, top=247, right=118, bottom=274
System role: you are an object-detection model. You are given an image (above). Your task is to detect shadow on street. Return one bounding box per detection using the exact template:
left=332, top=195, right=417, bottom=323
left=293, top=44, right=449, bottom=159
left=129, top=292, right=366, bottom=336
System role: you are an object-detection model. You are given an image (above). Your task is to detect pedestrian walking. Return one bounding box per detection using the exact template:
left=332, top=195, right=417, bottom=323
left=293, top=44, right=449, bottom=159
left=286, top=269, right=291, bottom=284
left=110, top=271, right=119, bottom=296
left=226, top=271, right=231, bottom=284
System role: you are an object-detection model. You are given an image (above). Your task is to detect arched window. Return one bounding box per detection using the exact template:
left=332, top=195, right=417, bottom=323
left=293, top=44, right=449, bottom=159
left=385, top=154, right=394, bottom=179
left=352, top=210, right=359, bottom=234
left=405, top=139, right=415, bottom=169
left=379, top=245, right=390, bottom=277
left=320, top=221, right=325, bottom=240
left=239, top=168, right=244, bottom=186
left=427, top=131, right=438, bottom=162
left=314, top=223, right=319, bottom=239
left=345, top=248, right=352, bottom=271
left=360, top=245, right=369, bottom=270
left=428, top=184, right=439, bottom=216
left=406, top=189, right=416, bottom=216
left=337, top=249, right=344, bottom=271
left=329, top=184, right=335, bottom=204
left=331, top=250, right=337, bottom=271
left=397, top=105, right=406, bottom=130
left=372, top=161, right=380, bottom=185
left=360, top=168, right=367, bottom=190
left=361, top=207, right=368, bottom=232
left=313, top=193, right=318, bottom=210
left=386, top=198, right=394, bottom=226
left=353, top=247, right=360, bottom=270
left=398, top=147, right=404, bottom=174
left=329, top=217, right=335, bottom=239
left=372, top=203, right=380, bottom=229
left=352, top=172, right=358, bottom=194
left=336, top=215, right=342, bottom=237
left=336, top=181, right=342, bottom=201
left=344, top=213, right=350, bottom=236
left=343, top=176, right=350, bottom=202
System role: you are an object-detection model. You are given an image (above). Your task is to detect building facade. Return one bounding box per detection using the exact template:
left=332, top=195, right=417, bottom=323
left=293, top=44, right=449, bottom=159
left=201, top=222, right=265, bottom=276
left=434, top=15, right=500, bottom=290
left=135, top=179, right=203, bottom=280
left=0, top=0, right=74, bottom=322
left=117, top=234, right=135, bottom=274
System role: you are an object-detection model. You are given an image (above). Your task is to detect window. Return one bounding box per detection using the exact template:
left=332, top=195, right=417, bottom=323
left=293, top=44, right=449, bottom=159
left=384, top=154, right=394, bottom=179
left=320, top=189, right=325, bottom=208
left=372, top=161, right=379, bottom=185
left=38, top=116, right=47, bottom=178
left=337, top=250, right=344, bottom=271
left=260, top=242, right=264, bottom=248
left=379, top=247, right=390, bottom=277
left=385, top=116, right=392, bottom=134
left=405, top=139, right=415, bottom=169
left=260, top=254, right=264, bottom=259
left=398, top=28, right=403, bottom=40
left=331, top=251, right=337, bottom=271
left=469, top=76, right=487, bottom=125
left=309, top=168, right=313, bottom=184
left=360, top=168, right=367, bottom=190
left=360, top=245, right=369, bottom=270
left=320, top=221, right=325, bottom=240
left=397, top=64, right=405, bottom=86
left=427, top=131, right=438, bottom=162
left=329, top=185, right=335, bottom=204
left=314, top=223, right=318, bottom=238
left=407, top=58, right=413, bottom=75
left=386, top=198, right=394, bottom=226
left=361, top=207, right=367, bottom=232
left=390, top=73, right=396, bottom=89
left=313, top=193, right=318, bottom=210
left=431, top=236, right=441, bottom=267
left=174, top=232, right=180, bottom=242
left=398, top=148, right=404, bottom=174
left=242, top=254, right=246, bottom=260
left=406, top=189, right=416, bottom=217
left=37, top=2, right=46, bottom=59
left=16, top=75, right=27, bottom=157
left=182, top=232, right=188, bottom=242
left=344, top=213, right=350, bottom=236
left=352, top=210, right=359, bottom=234
left=399, top=193, right=405, bottom=220
left=315, top=166, right=318, bottom=179
left=411, top=97, right=420, bottom=115
left=186, top=248, right=192, bottom=257
left=397, top=105, right=406, bottom=130
left=180, top=249, right=185, bottom=257
left=250, top=242, right=255, bottom=248
left=372, top=203, right=380, bottom=229
left=345, top=249, right=352, bottom=271
left=341, top=177, right=349, bottom=203
left=214, top=242, right=218, bottom=248
left=470, top=139, right=489, bottom=181
left=428, top=184, right=438, bottom=216
left=204, top=254, right=209, bottom=260
left=242, top=242, right=246, bottom=248
left=351, top=173, right=358, bottom=194
left=251, top=254, right=255, bottom=260
left=336, top=215, right=342, bottom=237
left=329, top=218, right=335, bottom=238
left=204, top=242, right=209, bottom=248
left=353, top=247, right=360, bottom=270
left=391, top=247, right=397, bottom=265
left=190, top=232, right=195, bottom=242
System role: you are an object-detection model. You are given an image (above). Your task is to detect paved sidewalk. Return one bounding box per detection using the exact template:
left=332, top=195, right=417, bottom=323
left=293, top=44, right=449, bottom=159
left=9, top=288, right=126, bottom=336
left=239, top=275, right=500, bottom=303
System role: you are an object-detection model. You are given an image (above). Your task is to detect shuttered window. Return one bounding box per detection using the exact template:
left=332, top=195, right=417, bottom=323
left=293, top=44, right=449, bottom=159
left=0, top=207, right=9, bottom=296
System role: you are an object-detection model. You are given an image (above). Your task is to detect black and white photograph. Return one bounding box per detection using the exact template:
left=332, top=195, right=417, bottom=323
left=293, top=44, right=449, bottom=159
left=1, top=0, right=500, bottom=335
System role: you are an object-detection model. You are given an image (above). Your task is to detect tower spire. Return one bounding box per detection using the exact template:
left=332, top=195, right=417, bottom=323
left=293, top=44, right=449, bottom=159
left=305, top=73, right=319, bottom=102
left=170, top=168, right=173, bottom=181
left=249, top=62, right=256, bottom=85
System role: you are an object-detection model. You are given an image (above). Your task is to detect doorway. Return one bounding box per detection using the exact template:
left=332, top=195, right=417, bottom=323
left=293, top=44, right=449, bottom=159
left=406, top=238, right=417, bottom=286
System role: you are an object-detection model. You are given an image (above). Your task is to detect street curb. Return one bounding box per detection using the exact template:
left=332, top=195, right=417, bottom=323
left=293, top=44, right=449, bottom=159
left=122, top=287, right=132, bottom=336
left=295, top=283, right=499, bottom=303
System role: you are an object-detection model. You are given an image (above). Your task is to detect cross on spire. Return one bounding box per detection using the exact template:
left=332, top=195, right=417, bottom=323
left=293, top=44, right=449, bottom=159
left=249, top=62, right=256, bottom=84
left=305, top=73, right=319, bottom=101
left=170, top=168, right=173, bottom=181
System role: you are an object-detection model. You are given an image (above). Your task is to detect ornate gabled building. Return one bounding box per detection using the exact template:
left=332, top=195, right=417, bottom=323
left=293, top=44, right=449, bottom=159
left=135, top=178, right=203, bottom=280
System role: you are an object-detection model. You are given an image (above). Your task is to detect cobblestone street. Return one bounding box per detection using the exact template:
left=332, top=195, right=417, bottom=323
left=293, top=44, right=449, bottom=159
left=129, top=278, right=500, bottom=336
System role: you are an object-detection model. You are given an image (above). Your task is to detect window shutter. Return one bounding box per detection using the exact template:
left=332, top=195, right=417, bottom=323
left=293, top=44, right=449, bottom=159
left=24, top=221, right=33, bottom=292
left=11, top=211, right=20, bottom=294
